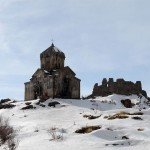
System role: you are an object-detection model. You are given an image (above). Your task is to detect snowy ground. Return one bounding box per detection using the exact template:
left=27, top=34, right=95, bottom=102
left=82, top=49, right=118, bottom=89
left=0, top=94, right=150, bottom=150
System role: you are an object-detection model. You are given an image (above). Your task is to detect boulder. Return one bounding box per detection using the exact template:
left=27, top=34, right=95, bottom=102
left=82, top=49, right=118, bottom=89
left=0, top=98, right=11, bottom=105
left=21, top=105, right=36, bottom=110
left=0, top=103, right=15, bottom=109
left=48, top=101, right=60, bottom=107
left=121, top=99, right=132, bottom=108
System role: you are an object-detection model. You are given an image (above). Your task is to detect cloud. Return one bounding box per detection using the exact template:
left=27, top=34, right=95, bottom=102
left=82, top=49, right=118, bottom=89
left=0, top=0, right=150, bottom=99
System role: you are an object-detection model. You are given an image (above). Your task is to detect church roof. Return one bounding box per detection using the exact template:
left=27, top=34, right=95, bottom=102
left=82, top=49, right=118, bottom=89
left=40, top=43, right=65, bottom=58
left=63, top=66, right=76, bottom=76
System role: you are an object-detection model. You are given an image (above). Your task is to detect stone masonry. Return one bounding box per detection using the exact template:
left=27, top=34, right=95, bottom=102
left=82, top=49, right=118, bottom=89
left=24, top=43, right=80, bottom=101
left=92, top=78, right=147, bottom=97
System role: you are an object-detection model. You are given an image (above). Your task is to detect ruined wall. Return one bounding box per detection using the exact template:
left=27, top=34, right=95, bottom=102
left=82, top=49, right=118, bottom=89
left=92, top=78, right=147, bottom=97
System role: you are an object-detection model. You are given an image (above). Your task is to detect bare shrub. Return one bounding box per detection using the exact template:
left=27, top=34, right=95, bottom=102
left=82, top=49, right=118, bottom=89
left=91, top=102, right=99, bottom=114
left=0, top=116, right=18, bottom=150
left=48, top=127, right=63, bottom=141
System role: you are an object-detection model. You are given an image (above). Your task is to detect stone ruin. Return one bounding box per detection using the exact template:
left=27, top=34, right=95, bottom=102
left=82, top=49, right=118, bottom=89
left=92, top=78, right=147, bottom=98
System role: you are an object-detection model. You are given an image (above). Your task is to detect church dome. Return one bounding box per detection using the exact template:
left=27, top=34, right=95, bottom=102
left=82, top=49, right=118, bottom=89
left=40, top=43, right=65, bottom=58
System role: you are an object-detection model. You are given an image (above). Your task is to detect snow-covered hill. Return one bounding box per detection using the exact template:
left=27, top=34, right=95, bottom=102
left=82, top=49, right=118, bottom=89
left=0, top=94, right=150, bottom=150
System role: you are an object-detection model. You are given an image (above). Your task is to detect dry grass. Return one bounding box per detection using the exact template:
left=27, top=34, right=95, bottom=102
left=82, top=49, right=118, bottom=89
left=104, top=111, right=143, bottom=120
left=48, top=127, right=63, bottom=141
left=107, top=115, right=129, bottom=120
left=75, top=125, right=101, bottom=134
left=115, top=111, right=143, bottom=116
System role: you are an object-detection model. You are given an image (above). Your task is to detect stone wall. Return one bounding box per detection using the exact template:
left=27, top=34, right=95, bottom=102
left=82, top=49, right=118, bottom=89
left=92, top=78, right=147, bottom=97
left=40, top=44, right=65, bottom=72
left=25, top=68, right=80, bottom=101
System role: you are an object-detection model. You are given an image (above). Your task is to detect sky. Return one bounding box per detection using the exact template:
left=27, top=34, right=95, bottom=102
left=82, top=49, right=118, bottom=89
left=0, top=0, right=150, bottom=100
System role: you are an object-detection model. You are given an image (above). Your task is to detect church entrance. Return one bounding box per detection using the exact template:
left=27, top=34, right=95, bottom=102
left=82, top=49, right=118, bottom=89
left=33, top=82, right=42, bottom=99
left=62, top=77, right=71, bottom=98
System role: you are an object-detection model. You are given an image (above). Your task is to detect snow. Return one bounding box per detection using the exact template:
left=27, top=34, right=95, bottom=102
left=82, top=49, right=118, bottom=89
left=0, top=94, right=150, bottom=150
left=44, top=70, right=49, bottom=74
left=53, top=46, right=62, bottom=53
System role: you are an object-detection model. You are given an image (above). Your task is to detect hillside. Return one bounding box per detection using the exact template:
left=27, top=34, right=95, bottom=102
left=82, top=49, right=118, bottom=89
left=0, top=94, right=150, bottom=150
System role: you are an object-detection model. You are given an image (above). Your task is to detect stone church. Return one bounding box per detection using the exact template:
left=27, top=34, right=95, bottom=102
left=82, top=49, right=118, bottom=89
left=24, top=43, right=80, bottom=101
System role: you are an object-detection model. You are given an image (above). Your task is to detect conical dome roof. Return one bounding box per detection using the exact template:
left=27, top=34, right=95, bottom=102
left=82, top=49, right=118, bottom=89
left=40, top=43, right=65, bottom=58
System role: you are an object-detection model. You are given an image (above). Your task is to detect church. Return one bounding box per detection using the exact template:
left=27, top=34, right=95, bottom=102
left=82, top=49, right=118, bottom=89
left=24, top=43, right=80, bottom=101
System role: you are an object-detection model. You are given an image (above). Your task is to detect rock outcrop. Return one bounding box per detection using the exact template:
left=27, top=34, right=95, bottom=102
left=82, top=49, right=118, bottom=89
left=121, top=99, right=132, bottom=108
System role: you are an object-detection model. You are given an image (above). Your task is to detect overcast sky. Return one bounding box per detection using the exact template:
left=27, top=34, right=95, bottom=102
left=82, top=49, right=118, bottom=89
left=0, top=0, right=150, bottom=100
